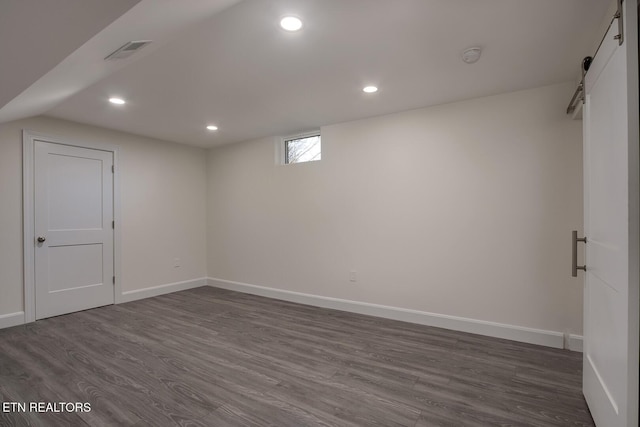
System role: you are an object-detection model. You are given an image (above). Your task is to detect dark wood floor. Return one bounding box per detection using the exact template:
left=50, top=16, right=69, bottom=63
left=0, top=286, right=593, bottom=426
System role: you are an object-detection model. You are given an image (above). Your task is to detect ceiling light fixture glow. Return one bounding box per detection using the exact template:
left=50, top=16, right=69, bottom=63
left=206, top=125, right=218, bottom=131
left=280, top=16, right=303, bottom=31
left=363, top=86, right=378, bottom=93
left=109, top=97, right=126, bottom=105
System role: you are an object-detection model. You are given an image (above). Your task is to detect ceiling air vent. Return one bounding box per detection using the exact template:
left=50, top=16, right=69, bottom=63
left=104, top=40, right=152, bottom=61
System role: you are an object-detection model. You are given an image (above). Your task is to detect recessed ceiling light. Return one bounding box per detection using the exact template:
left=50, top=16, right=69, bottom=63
left=280, top=16, right=303, bottom=31
left=206, top=125, right=218, bottom=131
left=109, top=97, right=126, bottom=105
left=363, top=86, right=378, bottom=93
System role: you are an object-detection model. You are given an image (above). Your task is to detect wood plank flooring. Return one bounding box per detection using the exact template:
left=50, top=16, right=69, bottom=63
left=0, top=286, right=594, bottom=426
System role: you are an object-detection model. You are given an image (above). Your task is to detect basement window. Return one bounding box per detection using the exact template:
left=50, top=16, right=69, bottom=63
left=283, top=131, right=321, bottom=164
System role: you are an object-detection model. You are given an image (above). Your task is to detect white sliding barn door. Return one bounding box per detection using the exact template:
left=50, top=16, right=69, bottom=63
left=581, top=5, right=639, bottom=426
left=34, top=141, right=115, bottom=319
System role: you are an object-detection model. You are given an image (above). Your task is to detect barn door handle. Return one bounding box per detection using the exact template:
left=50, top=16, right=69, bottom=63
left=572, top=230, right=587, bottom=277
left=37, top=236, right=46, bottom=243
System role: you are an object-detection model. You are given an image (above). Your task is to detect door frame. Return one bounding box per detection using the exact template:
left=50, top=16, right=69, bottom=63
left=626, top=1, right=639, bottom=424
left=22, top=130, right=122, bottom=323
left=622, top=1, right=639, bottom=424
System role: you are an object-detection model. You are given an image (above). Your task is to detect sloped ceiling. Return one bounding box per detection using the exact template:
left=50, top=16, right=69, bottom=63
left=0, top=0, right=241, bottom=124
left=0, top=0, right=140, bottom=111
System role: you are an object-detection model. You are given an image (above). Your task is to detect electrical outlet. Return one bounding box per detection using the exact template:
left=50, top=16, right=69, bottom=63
left=174, top=258, right=181, bottom=268
left=349, top=270, right=357, bottom=282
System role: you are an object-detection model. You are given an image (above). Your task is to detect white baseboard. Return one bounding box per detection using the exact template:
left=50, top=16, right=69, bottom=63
left=3, top=277, right=584, bottom=353
left=0, top=278, right=208, bottom=328
left=568, top=334, right=584, bottom=352
left=208, top=277, right=578, bottom=351
left=0, top=311, right=25, bottom=330
left=120, top=277, right=207, bottom=303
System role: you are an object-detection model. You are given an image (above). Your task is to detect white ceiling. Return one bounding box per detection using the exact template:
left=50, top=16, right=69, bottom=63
left=0, top=0, right=140, bottom=111
left=3, top=0, right=610, bottom=148
left=0, top=0, right=241, bottom=124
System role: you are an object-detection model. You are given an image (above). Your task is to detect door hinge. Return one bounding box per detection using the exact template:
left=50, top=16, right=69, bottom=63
left=112, top=220, right=115, bottom=229
left=111, top=165, right=115, bottom=173
left=113, top=276, right=115, bottom=284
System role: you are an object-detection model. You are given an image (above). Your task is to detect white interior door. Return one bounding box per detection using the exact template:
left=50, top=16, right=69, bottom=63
left=34, top=140, right=115, bottom=320
left=582, top=12, right=638, bottom=427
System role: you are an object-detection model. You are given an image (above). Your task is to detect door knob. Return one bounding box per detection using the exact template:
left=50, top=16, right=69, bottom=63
left=37, top=236, right=46, bottom=243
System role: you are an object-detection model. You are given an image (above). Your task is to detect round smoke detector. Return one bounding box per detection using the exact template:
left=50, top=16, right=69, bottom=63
left=462, top=47, right=482, bottom=64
